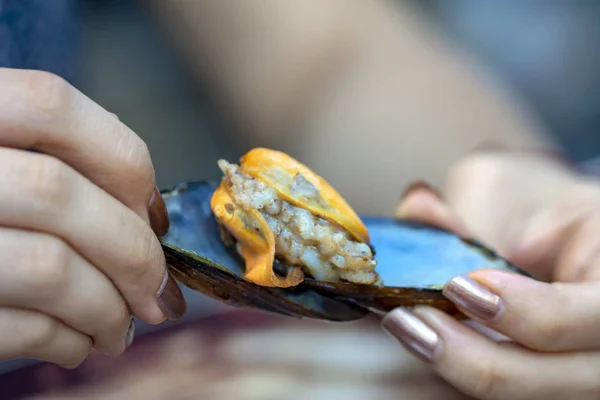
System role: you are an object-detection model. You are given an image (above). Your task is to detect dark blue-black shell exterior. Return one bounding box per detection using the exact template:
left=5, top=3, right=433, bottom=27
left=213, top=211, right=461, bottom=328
left=160, top=181, right=528, bottom=322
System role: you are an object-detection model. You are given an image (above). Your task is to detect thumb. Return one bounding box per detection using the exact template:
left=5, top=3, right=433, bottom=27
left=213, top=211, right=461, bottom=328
left=394, top=181, right=470, bottom=238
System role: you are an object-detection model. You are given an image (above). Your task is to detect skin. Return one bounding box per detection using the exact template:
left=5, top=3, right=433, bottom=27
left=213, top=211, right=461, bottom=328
left=147, top=0, right=554, bottom=215
left=387, top=150, right=600, bottom=399
left=0, top=68, right=185, bottom=368
left=0, top=0, right=577, bottom=384
left=143, top=3, right=600, bottom=395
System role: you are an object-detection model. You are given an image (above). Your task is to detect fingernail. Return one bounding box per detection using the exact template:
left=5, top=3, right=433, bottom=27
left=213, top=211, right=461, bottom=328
left=443, top=275, right=503, bottom=321
left=381, top=308, right=440, bottom=362
left=156, top=269, right=186, bottom=320
left=148, top=186, right=170, bottom=237
left=399, top=180, right=442, bottom=202
left=124, top=317, right=135, bottom=349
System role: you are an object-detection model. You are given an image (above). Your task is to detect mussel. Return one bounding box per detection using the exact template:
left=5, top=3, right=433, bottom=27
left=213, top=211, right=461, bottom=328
left=161, top=148, right=529, bottom=322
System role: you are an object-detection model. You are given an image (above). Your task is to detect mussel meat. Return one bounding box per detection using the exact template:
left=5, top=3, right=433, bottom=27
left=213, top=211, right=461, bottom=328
left=161, top=148, right=530, bottom=322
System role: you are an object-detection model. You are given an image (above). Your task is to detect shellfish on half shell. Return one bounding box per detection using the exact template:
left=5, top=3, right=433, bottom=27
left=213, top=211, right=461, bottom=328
left=161, top=148, right=529, bottom=321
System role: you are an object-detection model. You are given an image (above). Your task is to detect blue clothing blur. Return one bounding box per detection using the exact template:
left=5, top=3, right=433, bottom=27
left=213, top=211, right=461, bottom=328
left=0, top=0, right=80, bottom=85
left=0, top=0, right=80, bottom=378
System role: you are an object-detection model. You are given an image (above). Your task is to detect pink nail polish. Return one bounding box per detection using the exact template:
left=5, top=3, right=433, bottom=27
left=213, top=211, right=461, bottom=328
left=443, top=275, right=503, bottom=321
left=381, top=308, right=440, bottom=362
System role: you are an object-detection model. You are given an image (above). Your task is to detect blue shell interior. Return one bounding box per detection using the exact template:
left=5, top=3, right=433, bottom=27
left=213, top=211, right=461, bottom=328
left=163, top=182, right=242, bottom=274
left=162, top=182, right=519, bottom=289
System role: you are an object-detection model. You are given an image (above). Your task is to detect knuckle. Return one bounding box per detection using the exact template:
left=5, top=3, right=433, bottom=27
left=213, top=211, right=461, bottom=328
left=23, top=70, right=73, bottom=119
left=22, top=314, right=61, bottom=353
left=128, top=227, right=163, bottom=281
left=19, top=155, right=72, bottom=211
left=61, top=342, right=92, bottom=369
left=18, top=313, right=91, bottom=368
left=533, top=315, right=567, bottom=350
left=105, top=303, right=130, bottom=335
left=528, top=284, right=569, bottom=350
left=114, top=132, right=155, bottom=191
left=469, top=357, right=509, bottom=399
left=23, top=235, right=71, bottom=296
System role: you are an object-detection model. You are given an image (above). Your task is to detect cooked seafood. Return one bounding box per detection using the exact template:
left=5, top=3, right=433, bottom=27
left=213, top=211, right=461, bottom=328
left=160, top=148, right=532, bottom=322
left=212, top=149, right=380, bottom=289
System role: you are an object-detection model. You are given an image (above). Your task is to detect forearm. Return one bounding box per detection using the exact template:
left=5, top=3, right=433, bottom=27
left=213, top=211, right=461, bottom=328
left=147, top=0, right=555, bottom=215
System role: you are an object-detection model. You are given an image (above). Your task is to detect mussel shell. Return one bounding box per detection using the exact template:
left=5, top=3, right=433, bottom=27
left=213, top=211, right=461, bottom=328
left=161, top=181, right=529, bottom=321
left=162, top=182, right=368, bottom=321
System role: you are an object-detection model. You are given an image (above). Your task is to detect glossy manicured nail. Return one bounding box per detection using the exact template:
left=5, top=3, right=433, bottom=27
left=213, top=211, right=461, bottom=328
left=124, top=317, right=135, bottom=348
left=156, top=269, right=187, bottom=320
left=381, top=308, right=440, bottom=362
left=148, top=186, right=170, bottom=237
left=443, top=275, right=503, bottom=321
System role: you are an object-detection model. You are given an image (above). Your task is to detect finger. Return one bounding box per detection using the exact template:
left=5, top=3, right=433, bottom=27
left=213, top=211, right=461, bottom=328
left=382, top=307, right=600, bottom=400
left=148, top=187, right=170, bottom=237
left=394, top=181, right=470, bottom=237
left=0, top=68, right=168, bottom=234
left=0, top=149, right=186, bottom=324
left=0, top=227, right=132, bottom=356
left=554, top=209, right=600, bottom=282
left=0, top=308, right=92, bottom=368
left=496, top=200, right=591, bottom=281
left=443, top=269, right=600, bottom=352
left=461, top=320, right=510, bottom=342
left=442, top=151, right=594, bottom=278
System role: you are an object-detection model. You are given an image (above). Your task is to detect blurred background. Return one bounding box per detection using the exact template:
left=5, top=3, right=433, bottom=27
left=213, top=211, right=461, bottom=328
left=79, top=0, right=600, bottom=209
left=2, top=0, right=600, bottom=398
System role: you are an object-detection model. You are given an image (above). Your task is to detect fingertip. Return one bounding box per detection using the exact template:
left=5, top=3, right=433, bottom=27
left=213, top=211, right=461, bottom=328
left=411, top=305, right=492, bottom=356
left=410, top=306, right=517, bottom=399
left=381, top=307, right=442, bottom=363
left=128, top=263, right=186, bottom=326
left=382, top=305, right=523, bottom=399
left=467, top=268, right=541, bottom=295
left=133, top=293, right=167, bottom=325
left=60, top=359, right=85, bottom=370
left=156, top=269, right=186, bottom=321
left=411, top=306, right=461, bottom=333
left=410, top=306, right=503, bottom=369
left=124, top=317, right=135, bottom=349
left=458, top=269, right=591, bottom=352
left=394, top=188, right=442, bottom=219
left=398, top=180, right=443, bottom=202
left=443, top=275, right=504, bottom=323
left=58, top=349, right=90, bottom=369
left=381, top=306, right=483, bottom=367
left=395, top=186, right=469, bottom=237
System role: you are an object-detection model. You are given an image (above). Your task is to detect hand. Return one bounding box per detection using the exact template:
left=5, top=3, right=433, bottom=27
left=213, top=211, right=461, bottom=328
left=0, top=68, right=186, bottom=368
left=382, top=150, right=600, bottom=399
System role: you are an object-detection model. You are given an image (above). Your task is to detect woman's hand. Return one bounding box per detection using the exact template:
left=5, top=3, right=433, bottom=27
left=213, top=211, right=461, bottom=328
left=383, top=150, right=600, bottom=399
left=0, top=68, right=186, bottom=368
